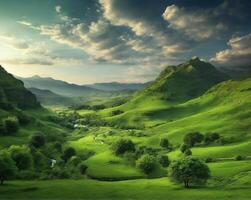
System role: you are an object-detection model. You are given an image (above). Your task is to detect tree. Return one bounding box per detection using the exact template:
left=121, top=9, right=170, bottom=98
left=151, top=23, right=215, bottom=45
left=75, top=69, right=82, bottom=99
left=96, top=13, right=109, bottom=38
left=0, top=120, right=7, bottom=135
left=62, top=147, right=76, bottom=162
left=0, top=153, right=17, bottom=185
left=184, top=149, right=192, bottom=156
left=11, top=151, right=33, bottom=170
left=183, top=132, right=204, bottom=147
left=160, top=138, right=170, bottom=149
left=169, top=157, right=210, bottom=188
left=204, top=132, right=220, bottom=144
left=4, top=117, right=19, bottom=134
left=180, top=143, right=189, bottom=153
left=158, top=155, right=170, bottom=167
left=136, top=154, right=157, bottom=174
left=112, top=138, right=135, bottom=155
left=29, top=133, right=45, bottom=148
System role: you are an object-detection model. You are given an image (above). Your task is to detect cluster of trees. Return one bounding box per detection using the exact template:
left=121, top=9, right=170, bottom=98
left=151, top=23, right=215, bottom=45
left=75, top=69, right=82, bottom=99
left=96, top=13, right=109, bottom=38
left=0, top=132, right=93, bottom=185
left=112, top=138, right=211, bottom=188
left=0, top=116, right=20, bottom=135
left=112, top=138, right=170, bottom=175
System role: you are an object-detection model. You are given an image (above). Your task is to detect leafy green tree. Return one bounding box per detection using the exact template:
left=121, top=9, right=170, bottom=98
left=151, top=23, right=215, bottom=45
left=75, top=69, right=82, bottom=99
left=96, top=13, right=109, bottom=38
left=112, top=138, right=135, bottom=155
left=169, top=157, right=210, bottom=188
left=0, top=120, right=7, bottom=135
left=29, top=133, right=45, bottom=148
left=180, top=143, right=189, bottom=153
left=4, top=117, right=19, bottom=134
left=158, top=155, right=170, bottom=167
left=11, top=151, right=33, bottom=170
left=204, top=132, right=220, bottom=144
left=62, top=147, right=76, bottom=162
left=160, top=138, right=170, bottom=149
left=78, top=163, right=88, bottom=175
left=0, top=153, right=17, bottom=185
left=32, top=151, right=47, bottom=170
left=183, top=132, right=204, bottom=147
left=136, top=154, right=157, bottom=174
left=184, top=149, right=192, bottom=156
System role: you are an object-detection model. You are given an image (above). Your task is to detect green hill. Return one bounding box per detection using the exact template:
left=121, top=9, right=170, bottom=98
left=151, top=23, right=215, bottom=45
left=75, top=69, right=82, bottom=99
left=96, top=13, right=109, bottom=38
left=0, top=65, right=40, bottom=109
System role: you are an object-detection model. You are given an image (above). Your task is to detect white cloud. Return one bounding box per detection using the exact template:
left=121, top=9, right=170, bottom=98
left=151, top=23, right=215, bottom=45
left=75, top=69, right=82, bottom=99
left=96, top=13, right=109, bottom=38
left=211, top=33, right=251, bottom=68
left=55, top=5, right=62, bottom=13
left=17, top=20, right=33, bottom=26
left=162, top=5, right=225, bottom=41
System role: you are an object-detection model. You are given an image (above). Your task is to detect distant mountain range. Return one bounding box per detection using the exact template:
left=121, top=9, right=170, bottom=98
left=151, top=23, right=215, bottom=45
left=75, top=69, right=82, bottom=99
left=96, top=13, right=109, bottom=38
left=18, top=76, right=149, bottom=96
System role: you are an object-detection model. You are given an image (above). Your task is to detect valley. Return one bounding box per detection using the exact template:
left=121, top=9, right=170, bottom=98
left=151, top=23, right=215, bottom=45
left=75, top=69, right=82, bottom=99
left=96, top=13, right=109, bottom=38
left=0, top=58, right=251, bottom=199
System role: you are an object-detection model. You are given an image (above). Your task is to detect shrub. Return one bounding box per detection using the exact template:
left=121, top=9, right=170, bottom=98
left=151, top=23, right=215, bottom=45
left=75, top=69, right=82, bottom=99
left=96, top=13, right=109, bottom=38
left=29, top=133, right=46, bottom=149
left=158, top=155, right=170, bottom=167
left=180, top=143, right=189, bottom=153
left=169, top=157, right=210, bottom=188
left=183, top=132, right=204, bottom=147
left=136, top=154, right=157, bottom=174
left=111, top=110, right=124, bottom=116
left=160, top=138, right=170, bottom=149
left=0, top=120, right=7, bottom=135
left=32, top=151, right=47, bottom=170
left=78, top=163, right=88, bottom=175
left=11, top=151, right=33, bottom=170
left=235, top=155, right=245, bottom=161
left=15, top=111, right=32, bottom=125
left=0, top=152, right=17, bottom=185
left=4, top=117, right=19, bottom=134
left=112, top=138, right=135, bottom=155
left=69, top=156, right=81, bottom=166
left=205, top=157, right=213, bottom=163
left=204, top=132, right=220, bottom=144
left=62, top=147, right=76, bottom=162
left=184, top=149, right=192, bottom=156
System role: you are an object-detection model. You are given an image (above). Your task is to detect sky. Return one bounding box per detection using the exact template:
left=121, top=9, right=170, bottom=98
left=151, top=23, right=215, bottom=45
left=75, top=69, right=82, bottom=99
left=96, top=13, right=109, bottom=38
left=0, top=0, right=250, bottom=84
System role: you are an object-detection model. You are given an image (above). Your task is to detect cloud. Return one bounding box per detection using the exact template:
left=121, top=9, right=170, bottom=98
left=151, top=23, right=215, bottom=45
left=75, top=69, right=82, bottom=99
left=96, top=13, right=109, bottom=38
left=211, top=33, right=251, bottom=70
left=17, top=20, right=33, bottom=26
left=162, top=4, right=226, bottom=41
left=55, top=5, right=62, bottom=13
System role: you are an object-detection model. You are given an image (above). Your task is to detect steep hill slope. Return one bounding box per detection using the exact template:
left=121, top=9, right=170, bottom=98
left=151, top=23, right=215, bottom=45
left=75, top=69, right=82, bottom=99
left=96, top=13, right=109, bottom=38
left=0, top=65, right=40, bottom=109
left=101, top=58, right=229, bottom=127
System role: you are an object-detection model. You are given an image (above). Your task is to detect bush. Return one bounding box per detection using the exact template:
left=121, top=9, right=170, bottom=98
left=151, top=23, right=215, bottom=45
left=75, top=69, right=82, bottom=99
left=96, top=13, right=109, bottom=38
left=32, top=151, right=48, bottom=170
left=160, top=138, right=170, bottom=149
left=69, top=156, right=81, bottom=166
left=62, top=147, right=76, bottom=162
left=78, top=163, right=88, bottom=175
left=180, top=143, right=189, bottom=153
left=16, top=170, right=39, bottom=180
left=235, top=155, right=245, bottom=161
left=205, top=157, right=213, bottom=163
left=29, top=133, right=46, bottom=149
left=136, top=154, right=157, bottom=174
left=158, top=155, right=170, bottom=167
left=11, top=151, right=33, bottom=170
left=112, top=138, right=135, bottom=155
left=169, top=157, right=210, bottom=188
left=4, top=117, right=19, bottom=134
left=204, top=132, right=220, bottom=144
left=0, top=152, right=17, bottom=185
left=183, top=132, right=204, bottom=147
left=15, top=111, right=32, bottom=125
left=0, top=120, right=7, bottom=135
left=184, top=149, right=192, bottom=156
left=111, top=110, right=124, bottom=116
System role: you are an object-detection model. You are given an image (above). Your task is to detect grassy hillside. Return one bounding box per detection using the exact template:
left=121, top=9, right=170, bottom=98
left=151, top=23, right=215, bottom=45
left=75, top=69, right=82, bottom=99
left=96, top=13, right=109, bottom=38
left=0, top=65, right=40, bottom=109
